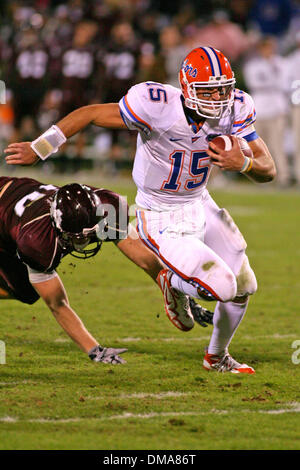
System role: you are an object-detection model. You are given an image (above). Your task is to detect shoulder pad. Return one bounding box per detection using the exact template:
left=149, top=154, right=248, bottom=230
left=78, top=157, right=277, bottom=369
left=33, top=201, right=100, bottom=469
left=119, top=82, right=181, bottom=133
left=233, top=89, right=256, bottom=135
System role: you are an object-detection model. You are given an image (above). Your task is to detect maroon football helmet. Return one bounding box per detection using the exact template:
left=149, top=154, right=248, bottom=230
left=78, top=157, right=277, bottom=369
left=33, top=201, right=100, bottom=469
left=50, top=183, right=103, bottom=259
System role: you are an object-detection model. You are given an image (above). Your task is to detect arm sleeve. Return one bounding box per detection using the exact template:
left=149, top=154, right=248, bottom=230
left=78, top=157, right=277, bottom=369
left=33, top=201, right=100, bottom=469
left=119, top=83, right=152, bottom=135
left=232, top=91, right=258, bottom=140
left=17, top=219, right=62, bottom=273
left=27, top=266, right=58, bottom=284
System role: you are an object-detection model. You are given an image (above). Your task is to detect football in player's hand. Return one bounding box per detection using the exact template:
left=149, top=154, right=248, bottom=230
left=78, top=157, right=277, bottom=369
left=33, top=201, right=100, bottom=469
left=209, top=135, right=253, bottom=159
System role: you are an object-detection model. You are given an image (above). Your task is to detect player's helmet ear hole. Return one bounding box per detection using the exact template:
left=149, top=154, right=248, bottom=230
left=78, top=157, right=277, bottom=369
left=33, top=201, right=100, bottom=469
left=50, top=183, right=103, bottom=259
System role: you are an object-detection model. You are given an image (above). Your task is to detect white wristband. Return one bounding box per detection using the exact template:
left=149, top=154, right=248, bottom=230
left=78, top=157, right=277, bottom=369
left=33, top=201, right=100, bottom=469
left=31, top=125, right=67, bottom=160
left=240, top=156, right=252, bottom=173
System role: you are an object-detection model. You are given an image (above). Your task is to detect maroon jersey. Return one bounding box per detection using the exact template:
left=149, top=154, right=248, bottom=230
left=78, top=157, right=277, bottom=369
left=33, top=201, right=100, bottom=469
left=0, top=176, right=128, bottom=273
left=59, top=45, right=97, bottom=116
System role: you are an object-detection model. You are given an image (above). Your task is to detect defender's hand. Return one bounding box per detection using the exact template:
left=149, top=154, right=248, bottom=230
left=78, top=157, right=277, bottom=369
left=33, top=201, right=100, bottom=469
left=88, top=345, right=128, bottom=364
left=189, top=298, right=214, bottom=327
left=4, top=142, right=39, bottom=166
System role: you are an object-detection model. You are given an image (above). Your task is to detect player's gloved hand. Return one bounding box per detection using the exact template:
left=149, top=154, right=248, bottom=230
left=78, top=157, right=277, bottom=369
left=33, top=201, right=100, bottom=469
left=189, top=298, right=214, bottom=327
left=88, top=345, right=128, bottom=364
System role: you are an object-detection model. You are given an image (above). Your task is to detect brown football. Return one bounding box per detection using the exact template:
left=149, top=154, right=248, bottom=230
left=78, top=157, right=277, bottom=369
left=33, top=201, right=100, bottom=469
left=210, top=135, right=253, bottom=159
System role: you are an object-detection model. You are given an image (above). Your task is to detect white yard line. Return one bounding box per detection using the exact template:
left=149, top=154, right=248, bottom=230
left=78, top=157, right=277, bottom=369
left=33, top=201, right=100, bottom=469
left=121, top=337, right=142, bottom=343
left=0, top=416, right=18, bottom=423
left=0, top=380, right=32, bottom=386
left=119, top=333, right=298, bottom=343
left=53, top=333, right=298, bottom=345
left=259, top=403, right=300, bottom=414
left=7, top=332, right=298, bottom=349
left=1, top=403, right=299, bottom=424
left=87, top=391, right=192, bottom=401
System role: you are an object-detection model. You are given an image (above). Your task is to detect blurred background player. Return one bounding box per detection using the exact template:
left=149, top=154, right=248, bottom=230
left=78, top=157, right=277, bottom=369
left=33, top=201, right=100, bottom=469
left=286, top=31, right=300, bottom=186
left=96, top=21, right=141, bottom=171
left=243, top=36, right=290, bottom=187
left=5, top=28, right=50, bottom=144
left=55, top=20, right=98, bottom=168
left=5, top=46, right=276, bottom=373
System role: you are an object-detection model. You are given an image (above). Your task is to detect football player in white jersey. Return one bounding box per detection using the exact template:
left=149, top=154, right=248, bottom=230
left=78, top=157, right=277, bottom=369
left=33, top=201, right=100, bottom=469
left=5, top=47, right=276, bottom=373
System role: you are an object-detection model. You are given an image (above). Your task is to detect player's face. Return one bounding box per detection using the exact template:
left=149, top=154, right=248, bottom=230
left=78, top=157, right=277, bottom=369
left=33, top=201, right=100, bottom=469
left=196, top=86, right=231, bottom=102
left=61, top=233, right=91, bottom=251
left=71, top=235, right=92, bottom=251
left=193, top=85, right=234, bottom=117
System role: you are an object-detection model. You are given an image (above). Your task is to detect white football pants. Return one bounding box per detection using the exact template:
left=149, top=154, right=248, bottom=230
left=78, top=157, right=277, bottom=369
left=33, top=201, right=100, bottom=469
left=136, top=190, right=257, bottom=302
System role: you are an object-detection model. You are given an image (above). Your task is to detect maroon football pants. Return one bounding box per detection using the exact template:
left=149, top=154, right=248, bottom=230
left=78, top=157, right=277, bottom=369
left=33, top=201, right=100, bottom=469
left=0, top=251, right=39, bottom=304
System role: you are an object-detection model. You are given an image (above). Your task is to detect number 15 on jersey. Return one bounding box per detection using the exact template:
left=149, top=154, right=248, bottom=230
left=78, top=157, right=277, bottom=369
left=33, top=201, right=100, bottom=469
left=162, top=150, right=210, bottom=192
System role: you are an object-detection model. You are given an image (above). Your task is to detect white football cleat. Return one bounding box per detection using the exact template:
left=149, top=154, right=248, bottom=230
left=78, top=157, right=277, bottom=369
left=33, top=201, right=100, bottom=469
left=203, top=348, right=255, bottom=374
left=156, top=269, right=194, bottom=331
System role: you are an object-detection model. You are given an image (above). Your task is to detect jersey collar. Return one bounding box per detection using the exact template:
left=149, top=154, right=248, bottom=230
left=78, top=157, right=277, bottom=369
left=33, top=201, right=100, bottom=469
left=180, top=95, right=205, bottom=134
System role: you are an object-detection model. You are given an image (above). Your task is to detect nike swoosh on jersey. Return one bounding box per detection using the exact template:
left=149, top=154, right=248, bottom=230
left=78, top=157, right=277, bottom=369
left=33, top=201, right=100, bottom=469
left=169, top=138, right=183, bottom=142
left=159, top=227, right=168, bottom=234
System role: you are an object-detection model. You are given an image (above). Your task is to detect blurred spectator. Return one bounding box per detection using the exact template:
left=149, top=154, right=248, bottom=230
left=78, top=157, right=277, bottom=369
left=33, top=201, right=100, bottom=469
left=173, top=3, right=198, bottom=32
left=5, top=28, right=50, bottom=141
left=228, top=0, right=254, bottom=30
left=51, top=20, right=99, bottom=165
left=243, top=36, right=290, bottom=186
left=99, top=21, right=140, bottom=102
left=136, top=43, right=167, bottom=84
left=135, top=10, right=163, bottom=50
left=286, top=32, right=300, bottom=185
left=98, top=21, right=141, bottom=167
left=192, top=10, right=252, bottom=65
left=248, top=0, right=293, bottom=38
left=37, top=89, right=62, bottom=130
left=150, top=0, right=183, bottom=16
left=58, top=20, right=98, bottom=117
left=158, top=25, right=188, bottom=87
left=42, top=4, right=74, bottom=53
left=0, top=90, right=14, bottom=144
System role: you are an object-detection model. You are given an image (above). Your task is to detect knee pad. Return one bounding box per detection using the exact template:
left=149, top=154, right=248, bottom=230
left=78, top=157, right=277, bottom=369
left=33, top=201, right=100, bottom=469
left=194, top=262, right=237, bottom=303
left=236, top=255, right=257, bottom=297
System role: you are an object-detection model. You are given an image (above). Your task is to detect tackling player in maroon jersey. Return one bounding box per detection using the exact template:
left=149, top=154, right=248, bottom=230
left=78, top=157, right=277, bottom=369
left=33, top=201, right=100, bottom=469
left=0, top=176, right=162, bottom=364
left=0, top=176, right=213, bottom=364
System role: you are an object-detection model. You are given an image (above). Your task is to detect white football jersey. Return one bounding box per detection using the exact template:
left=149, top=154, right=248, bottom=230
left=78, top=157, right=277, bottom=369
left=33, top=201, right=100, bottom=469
left=119, top=82, right=257, bottom=210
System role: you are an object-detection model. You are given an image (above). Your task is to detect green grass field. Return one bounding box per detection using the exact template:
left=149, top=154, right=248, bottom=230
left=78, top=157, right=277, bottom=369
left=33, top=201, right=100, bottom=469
left=0, top=172, right=300, bottom=450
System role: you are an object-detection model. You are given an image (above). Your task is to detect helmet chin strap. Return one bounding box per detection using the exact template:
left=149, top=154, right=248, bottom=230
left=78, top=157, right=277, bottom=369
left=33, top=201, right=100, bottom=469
left=185, top=98, right=222, bottom=119
left=185, top=96, right=231, bottom=120
left=197, top=104, right=221, bottom=118
left=197, top=103, right=223, bottom=119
